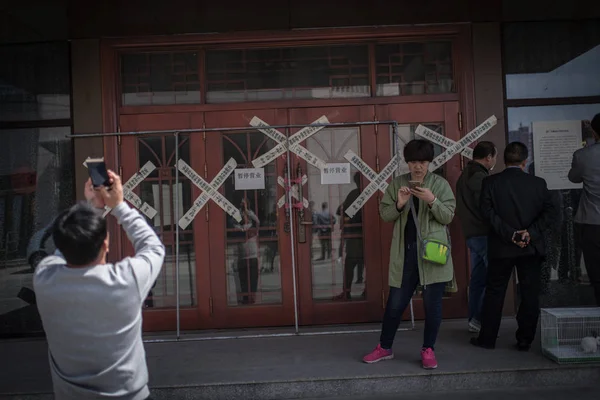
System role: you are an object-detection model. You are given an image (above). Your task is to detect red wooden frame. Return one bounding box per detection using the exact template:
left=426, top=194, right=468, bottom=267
left=99, top=24, right=477, bottom=331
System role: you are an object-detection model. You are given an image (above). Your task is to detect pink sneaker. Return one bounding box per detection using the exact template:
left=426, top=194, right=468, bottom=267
left=363, top=344, right=394, bottom=364
left=421, top=348, right=438, bottom=369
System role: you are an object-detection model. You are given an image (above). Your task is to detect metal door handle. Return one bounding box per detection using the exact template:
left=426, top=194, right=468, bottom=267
left=300, top=221, right=313, bottom=225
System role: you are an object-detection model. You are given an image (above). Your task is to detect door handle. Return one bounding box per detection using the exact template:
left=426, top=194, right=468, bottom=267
left=300, top=221, right=313, bottom=225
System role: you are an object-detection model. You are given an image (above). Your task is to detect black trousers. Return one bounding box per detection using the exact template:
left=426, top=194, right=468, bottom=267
left=478, top=255, right=542, bottom=346
left=237, top=258, right=259, bottom=304
left=580, top=224, right=600, bottom=306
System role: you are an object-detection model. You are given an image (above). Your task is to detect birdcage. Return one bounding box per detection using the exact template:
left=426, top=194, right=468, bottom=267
left=541, top=307, right=600, bottom=364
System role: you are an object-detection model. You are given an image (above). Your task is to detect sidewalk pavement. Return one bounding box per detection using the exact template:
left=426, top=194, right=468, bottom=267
left=1, top=319, right=599, bottom=399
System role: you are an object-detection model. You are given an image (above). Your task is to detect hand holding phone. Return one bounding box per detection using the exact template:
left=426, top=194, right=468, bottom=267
left=408, top=180, right=422, bottom=189
left=99, top=170, right=124, bottom=209
left=86, top=158, right=111, bottom=188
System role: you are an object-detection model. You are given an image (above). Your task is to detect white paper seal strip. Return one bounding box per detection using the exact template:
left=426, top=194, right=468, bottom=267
left=177, top=158, right=241, bottom=228
left=250, top=116, right=329, bottom=170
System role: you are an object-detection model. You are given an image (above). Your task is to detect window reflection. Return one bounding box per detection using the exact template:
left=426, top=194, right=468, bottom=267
left=504, top=21, right=600, bottom=99
left=0, top=127, right=73, bottom=336
left=223, top=132, right=282, bottom=306
left=507, top=104, right=600, bottom=307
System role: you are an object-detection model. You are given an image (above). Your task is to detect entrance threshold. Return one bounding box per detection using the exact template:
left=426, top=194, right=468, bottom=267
left=143, top=318, right=416, bottom=343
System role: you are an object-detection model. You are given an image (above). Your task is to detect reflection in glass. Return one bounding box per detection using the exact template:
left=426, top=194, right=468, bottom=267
left=504, top=21, right=600, bottom=99
left=0, top=42, right=71, bottom=121
left=0, top=127, right=73, bottom=336
left=507, top=105, right=600, bottom=307
left=205, top=45, right=370, bottom=103
left=304, top=127, right=366, bottom=301
left=223, top=132, right=282, bottom=306
left=120, top=52, right=201, bottom=106
left=136, top=134, right=196, bottom=308
left=375, top=41, right=454, bottom=96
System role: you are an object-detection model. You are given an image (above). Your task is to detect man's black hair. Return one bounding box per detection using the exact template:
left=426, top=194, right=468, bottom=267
left=504, top=141, right=529, bottom=166
left=52, top=202, right=107, bottom=266
left=591, top=113, right=600, bottom=137
left=473, top=141, right=497, bottom=160
left=404, top=139, right=434, bottom=163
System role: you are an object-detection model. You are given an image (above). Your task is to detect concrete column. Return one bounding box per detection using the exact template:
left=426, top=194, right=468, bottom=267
left=71, top=39, right=104, bottom=202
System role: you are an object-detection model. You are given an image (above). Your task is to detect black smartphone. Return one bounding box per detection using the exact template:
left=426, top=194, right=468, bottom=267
left=408, top=180, right=422, bottom=189
left=86, top=158, right=111, bottom=188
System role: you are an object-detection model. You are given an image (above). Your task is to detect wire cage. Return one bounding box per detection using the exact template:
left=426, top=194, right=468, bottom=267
left=541, top=307, right=600, bottom=364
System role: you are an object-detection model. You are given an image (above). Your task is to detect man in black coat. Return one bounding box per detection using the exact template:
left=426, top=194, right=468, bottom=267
left=471, top=142, right=555, bottom=351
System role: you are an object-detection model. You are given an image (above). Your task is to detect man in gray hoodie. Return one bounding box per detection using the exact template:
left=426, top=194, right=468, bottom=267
left=33, top=170, right=165, bottom=400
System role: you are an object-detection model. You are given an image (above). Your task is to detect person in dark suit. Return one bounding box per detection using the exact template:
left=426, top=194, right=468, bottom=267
left=471, top=142, right=555, bottom=351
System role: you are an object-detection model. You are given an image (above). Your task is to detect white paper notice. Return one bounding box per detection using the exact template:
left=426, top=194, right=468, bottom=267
left=532, top=120, right=583, bottom=190
left=321, top=163, right=351, bottom=185
left=235, top=168, right=266, bottom=190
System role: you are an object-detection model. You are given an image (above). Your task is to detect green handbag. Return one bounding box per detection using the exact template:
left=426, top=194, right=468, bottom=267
left=409, top=197, right=451, bottom=265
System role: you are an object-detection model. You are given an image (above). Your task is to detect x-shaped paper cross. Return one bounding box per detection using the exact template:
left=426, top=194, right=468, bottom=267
left=82, top=158, right=158, bottom=219
left=177, top=159, right=241, bottom=229
left=343, top=151, right=401, bottom=218
left=276, top=175, right=309, bottom=209
left=414, top=126, right=474, bottom=160
left=250, top=116, right=329, bottom=170
left=424, top=116, right=497, bottom=172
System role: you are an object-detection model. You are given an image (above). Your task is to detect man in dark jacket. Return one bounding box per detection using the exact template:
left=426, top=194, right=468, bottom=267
left=471, top=142, right=554, bottom=351
left=456, top=141, right=497, bottom=334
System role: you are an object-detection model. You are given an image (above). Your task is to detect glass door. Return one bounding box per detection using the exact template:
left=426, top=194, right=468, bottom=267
left=204, top=109, right=296, bottom=328
left=120, top=112, right=210, bottom=331
left=289, top=106, right=385, bottom=325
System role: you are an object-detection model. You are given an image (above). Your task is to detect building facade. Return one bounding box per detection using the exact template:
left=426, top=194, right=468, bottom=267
left=1, top=0, right=599, bottom=337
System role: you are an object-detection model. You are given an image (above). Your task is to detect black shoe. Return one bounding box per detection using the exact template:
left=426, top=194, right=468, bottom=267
left=515, top=341, right=531, bottom=352
left=470, top=337, right=495, bottom=349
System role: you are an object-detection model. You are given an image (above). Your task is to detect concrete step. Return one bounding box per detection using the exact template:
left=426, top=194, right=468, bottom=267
left=1, top=320, right=599, bottom=400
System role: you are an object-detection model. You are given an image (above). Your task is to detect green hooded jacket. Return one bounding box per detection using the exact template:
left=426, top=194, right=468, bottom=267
left=379, top=172, right=458, bottom=292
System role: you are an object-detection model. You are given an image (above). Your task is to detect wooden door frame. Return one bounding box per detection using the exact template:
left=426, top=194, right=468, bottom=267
left=203, top=109, right=297, bottom=329
left=118, top=112, right=212, bottom=332
left=288, top=106, right=385, bottom=325
left=97, top=24, right=478, bottom=330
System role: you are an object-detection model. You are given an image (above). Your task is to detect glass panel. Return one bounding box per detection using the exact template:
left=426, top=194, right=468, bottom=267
left=393, top=123, right=447, bottom=177
left=205, top=45, right=370, bottom=103
left=223, top=132, right=282, bottom=306
left=504, top=21, right=600, bottom=99
left=0, top=42, right=71, bottom=121
left=136, top=134, right=196, bottom=308
left=0, top=126, right=73, bottom=336
left=303, top=127, right=366, bottom=301
left=507, top=104, right=600, bottom=307
left=375, top=41, right=454, bottom=96
left=121, top=52, right=201, bottom=106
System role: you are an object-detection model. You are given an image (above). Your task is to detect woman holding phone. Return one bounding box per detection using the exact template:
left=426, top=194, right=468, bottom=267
left=363, top=139, right=457, bottom=369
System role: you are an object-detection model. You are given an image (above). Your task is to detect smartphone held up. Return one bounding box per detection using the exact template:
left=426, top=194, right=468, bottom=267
left=85, top=157, right=111, bottom=189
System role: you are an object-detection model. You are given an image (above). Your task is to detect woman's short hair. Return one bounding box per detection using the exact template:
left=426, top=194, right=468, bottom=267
left=404, top=139, right=435, bottom=163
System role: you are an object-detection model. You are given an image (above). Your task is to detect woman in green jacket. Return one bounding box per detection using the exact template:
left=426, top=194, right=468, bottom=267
left=363, top=139, right=456, bottom=369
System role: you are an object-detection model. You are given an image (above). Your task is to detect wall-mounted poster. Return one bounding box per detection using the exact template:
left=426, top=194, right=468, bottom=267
left=532, top=120, right=583, bottom=190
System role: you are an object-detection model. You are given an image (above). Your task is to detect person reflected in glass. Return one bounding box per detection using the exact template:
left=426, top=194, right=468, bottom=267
left=334, top=172, right=365, bottom=300
left=315, top=202, right=336, bottom=261
left=233, top=198, right=260, bottom=304
left=568, top=114, right=600, bottom=306
left=363, top=140, right=456, bottom=369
